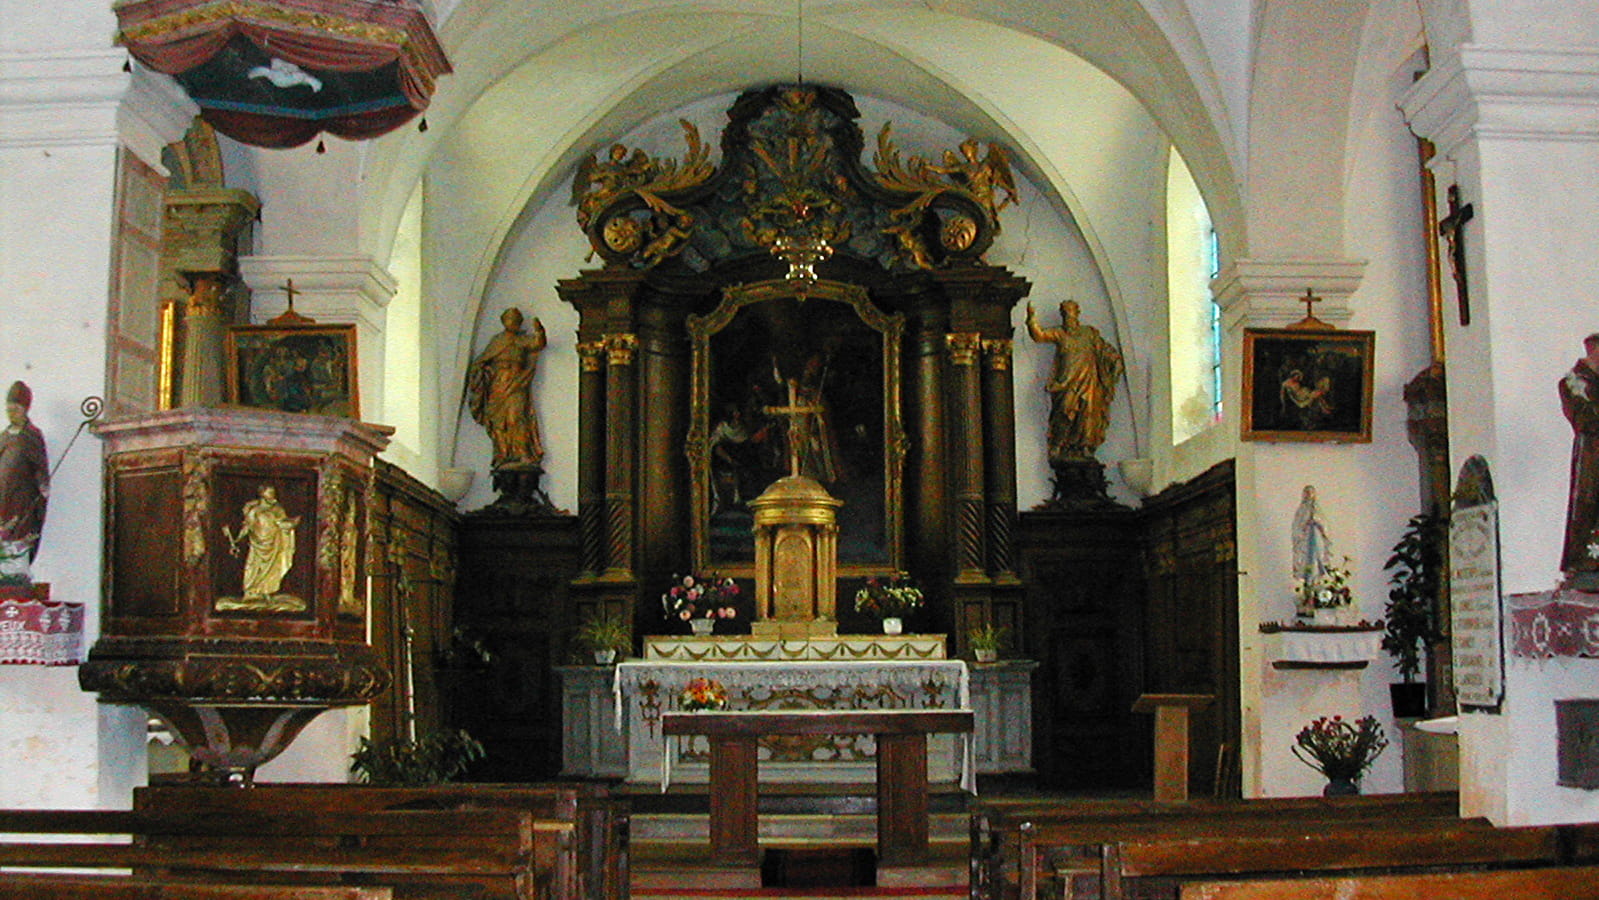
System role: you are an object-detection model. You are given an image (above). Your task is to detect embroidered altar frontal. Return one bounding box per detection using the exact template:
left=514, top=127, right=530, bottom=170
left=614, top=659, right=970, bottom=785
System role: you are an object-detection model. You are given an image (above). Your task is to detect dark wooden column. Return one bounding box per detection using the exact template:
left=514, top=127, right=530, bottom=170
left=603, top=333, right=639, bottom=580
left=945, top=332, right=988, bottom=584
left=905, top=307, right=950, bottom=582
left=636, top=306, right=689, bottom=581
left=575, top=340, right=607, bottom=578
left=982, top=337, right=1019, bottom=582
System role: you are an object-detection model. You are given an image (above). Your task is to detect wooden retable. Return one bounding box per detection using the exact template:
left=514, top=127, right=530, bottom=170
left=661, top=709, right=974, bottom=867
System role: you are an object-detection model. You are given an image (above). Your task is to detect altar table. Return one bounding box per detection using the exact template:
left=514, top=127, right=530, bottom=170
left=613, top=659, right=970, bottom=786
left=663, top=709, right=974, bottom=867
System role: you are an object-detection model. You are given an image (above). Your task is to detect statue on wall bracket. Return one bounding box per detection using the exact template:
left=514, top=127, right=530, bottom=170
left=1027, top=301, right=1126, bottom=510
left=467, top=307, right=561, bottom=516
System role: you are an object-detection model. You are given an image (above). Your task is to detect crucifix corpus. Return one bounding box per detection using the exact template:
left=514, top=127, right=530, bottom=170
left=763, top=375, right=825, bottom=479
left=1439, top=184, right=1475, bottom=327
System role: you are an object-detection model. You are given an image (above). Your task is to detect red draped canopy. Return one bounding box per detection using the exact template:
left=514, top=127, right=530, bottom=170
left=114, top=0, right=452, bottom=146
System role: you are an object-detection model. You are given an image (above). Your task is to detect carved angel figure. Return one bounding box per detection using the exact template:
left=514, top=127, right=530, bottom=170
left=927, top=138, right=1018, bottom=223
left=570, top=121, right=714, bottom=265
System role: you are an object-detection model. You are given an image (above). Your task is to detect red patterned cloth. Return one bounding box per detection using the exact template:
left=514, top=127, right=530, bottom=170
left=1509, top=589, right=1599, bottom=659
left=0, top=587, right=83, bottom=666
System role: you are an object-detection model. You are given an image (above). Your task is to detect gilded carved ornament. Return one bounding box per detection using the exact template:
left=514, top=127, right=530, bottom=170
left=570, top=120, right=714, bottom=266
left=982, top=338, right=1014, bottom=370
left=604, top=333, right=639, bottom=366
left=576, top=340, right=606, bottom=372
left=945, top=332, right=983, bottom=366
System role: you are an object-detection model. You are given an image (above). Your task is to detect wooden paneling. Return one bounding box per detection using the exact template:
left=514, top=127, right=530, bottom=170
left=1018, top=507, right=1147, bottom=791
left=452, top=513, right=581, bottom=782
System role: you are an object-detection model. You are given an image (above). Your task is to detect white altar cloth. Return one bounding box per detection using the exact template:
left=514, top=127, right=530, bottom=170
left=613, top=659, right=970, bottom=787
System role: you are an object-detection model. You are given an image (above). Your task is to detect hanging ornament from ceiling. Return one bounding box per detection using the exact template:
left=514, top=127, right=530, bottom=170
left=113, top=0, right=452, bottom=149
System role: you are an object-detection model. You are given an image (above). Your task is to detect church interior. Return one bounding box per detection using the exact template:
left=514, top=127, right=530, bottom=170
left=7, top=0, right=1599, bottom=895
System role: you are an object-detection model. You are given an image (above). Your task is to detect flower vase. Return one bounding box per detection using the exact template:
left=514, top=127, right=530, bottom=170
left=593, top=649, right=616, bottom=665
left=882, top=617, right=903, bottom=635
left=1323, top=775, right=1360, bottom=796
left=690, top=618, right=714, bottom=636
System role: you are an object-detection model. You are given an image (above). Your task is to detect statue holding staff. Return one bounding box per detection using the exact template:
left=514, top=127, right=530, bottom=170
left=467, top=307, right=547, bottom=470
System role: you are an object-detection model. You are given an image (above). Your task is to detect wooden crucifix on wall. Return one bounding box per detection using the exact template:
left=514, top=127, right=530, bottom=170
left=1439, top=185, right=1475, bottom=327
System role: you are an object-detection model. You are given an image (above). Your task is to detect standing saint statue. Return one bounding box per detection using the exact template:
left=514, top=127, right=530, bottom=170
left=1026, top=300, right=1124, bottom=464
left=0, top=381, right=49, bottom=585
left=1559, top=333, right=1599, bottom=585
left=224, top=485, right=302, bottom=610
left=467, top=307, right=547, bottom=470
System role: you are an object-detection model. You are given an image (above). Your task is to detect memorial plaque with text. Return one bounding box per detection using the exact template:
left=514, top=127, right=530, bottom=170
left=1450, top=502, right=1504, bottom=710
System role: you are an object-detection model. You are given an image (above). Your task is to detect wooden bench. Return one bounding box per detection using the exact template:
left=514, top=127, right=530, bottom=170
left=135, top=782, right=625, bottom=900
left=0, top=876, right=392, bottom=900
left=1094, top=817, right=1599, bottom=900
left=0, top=807, right=570, bottom=900
left=1179, top=863, right=1599, bottom=899
left=970, top=792, right=1461, bottom=900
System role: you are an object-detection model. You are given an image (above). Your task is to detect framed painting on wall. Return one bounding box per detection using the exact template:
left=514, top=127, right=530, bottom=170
left=1241, top=327, right=1373, bottom=443
left=225, top=323, right=359, bottom=418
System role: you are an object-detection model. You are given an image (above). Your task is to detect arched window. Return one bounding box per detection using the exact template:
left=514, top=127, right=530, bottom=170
left=1166, top=149, right=1220, bottom=444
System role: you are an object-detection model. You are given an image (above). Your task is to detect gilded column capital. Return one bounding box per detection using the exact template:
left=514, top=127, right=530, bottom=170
left=604, top=333, right=639, bottom=366
left=981, top=338, right=1013, bottom=370
left=576, top=340, right=606, bottom=372
left=945, top=332, right=982, bottom=366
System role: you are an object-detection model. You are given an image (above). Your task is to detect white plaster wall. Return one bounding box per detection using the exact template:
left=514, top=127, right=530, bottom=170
left=0, top=0, right=150, bottom=805
left=1244, top=2, right=1432, bottom=797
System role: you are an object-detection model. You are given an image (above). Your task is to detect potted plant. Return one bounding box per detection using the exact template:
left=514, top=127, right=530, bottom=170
left=854, top=572, right=924, bottom=634
left=662, top=573, right=741, bottom=635
left=1291, top=714, right=1388, bottom=796
left=349, top=728, right=485, bottom=786
left=968, top=622, right=1008, bottom=663
left=1382, top=513, right=1444, bottom=718
left=575, top=609, right=631, bottom=664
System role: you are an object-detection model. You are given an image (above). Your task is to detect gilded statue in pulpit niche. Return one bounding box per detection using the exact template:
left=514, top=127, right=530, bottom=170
left=1027, top=300, right=1124, bottom=463
left=221, top=485, right=305, bottom=612
left=468, top=307, right=547, bottom=470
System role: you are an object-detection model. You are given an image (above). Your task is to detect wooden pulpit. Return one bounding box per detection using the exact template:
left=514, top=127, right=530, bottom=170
left=1132, top=693, right=1213, bottom=802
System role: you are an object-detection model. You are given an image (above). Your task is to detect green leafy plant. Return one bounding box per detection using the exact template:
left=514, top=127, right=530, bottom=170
left=574, top=609, right=632, bottom=657
left=349, top=728, right=485, bottom=786
left=435, top=624, right=496, bottom=670
left=967, top=622, right=1009, bottom=654
left=1382, top=513, right=1444, bottom=683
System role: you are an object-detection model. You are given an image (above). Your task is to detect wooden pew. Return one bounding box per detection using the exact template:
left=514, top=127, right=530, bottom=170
left=970, top=792, right=1460, bottom=900
left=1097, top=817, right=1585, bottom=900
left=0, top=807, right=568, bottom=900
left=135, top=782, right=625, bottom=900
left=1179, top=864, right=1599, bottom=900
left=0, top=876, right=392, bottom=900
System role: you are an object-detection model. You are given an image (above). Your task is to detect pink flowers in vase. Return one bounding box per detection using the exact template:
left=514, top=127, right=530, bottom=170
left=661, top=573, right=741, bottom=622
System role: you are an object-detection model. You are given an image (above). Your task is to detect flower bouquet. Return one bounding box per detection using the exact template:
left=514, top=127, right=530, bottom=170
left=1294, top=557, right=1354, bottom=620
left=853, top=572, right=924, bottom=620
left=679, top=677, right=728, bottom=711
left=1291, top=714, right=1388, bottom=794
left=661, top=573, right=741, bottom=623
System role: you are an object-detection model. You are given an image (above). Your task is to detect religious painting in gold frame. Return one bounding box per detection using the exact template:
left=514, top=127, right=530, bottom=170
left=1240, top=326, right=1374, bottom=442
left=686, top=279, right=905, bottom=575
left=225, top=323, right=359, bottom=418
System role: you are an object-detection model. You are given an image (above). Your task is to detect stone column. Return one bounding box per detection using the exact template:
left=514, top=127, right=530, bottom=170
left=1404, top=30, right=1599, bottom=826
left=164, top=188, right=259, bottom=407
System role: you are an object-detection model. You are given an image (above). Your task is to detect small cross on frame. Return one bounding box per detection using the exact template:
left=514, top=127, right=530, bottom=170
left=1288, top=289, right=1333, bottom=331
left=267, top=277, right=317, bottom=326
left=763, top=376, right=825, bottom=479
left=1438, top=184, right=1476, bottom=326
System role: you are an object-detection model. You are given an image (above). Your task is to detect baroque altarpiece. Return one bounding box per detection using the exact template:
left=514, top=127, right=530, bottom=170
left=557, top=85, right=1030, bottom=645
